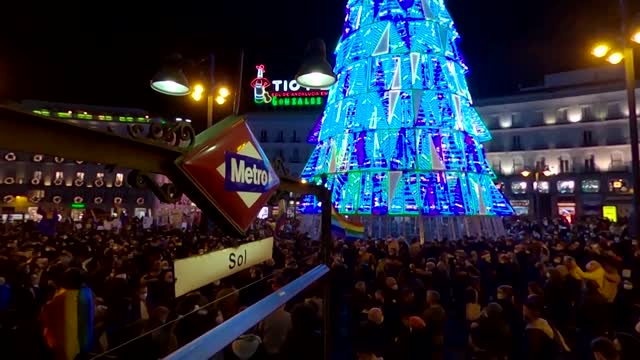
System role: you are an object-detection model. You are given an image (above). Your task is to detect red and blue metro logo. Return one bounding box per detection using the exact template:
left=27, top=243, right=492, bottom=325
left=176, top=117, right=280, bottom=233
left=218, top=142, right=275, bottom=207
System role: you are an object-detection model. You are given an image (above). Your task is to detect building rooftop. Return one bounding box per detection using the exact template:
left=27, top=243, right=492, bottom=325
left=476, top=67, right=634, bottom=107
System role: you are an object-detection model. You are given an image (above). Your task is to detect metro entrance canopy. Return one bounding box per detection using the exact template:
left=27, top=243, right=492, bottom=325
left=0, top=104, right=331, bottom=237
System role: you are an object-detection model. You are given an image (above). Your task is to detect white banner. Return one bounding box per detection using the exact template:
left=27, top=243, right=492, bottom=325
left=174, top=237, right=274, bottom=297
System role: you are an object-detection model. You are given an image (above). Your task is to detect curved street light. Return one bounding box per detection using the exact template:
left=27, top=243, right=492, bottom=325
left=295, top=39, right=337, bottom=89
left=150, top=54, right=191, bottom=96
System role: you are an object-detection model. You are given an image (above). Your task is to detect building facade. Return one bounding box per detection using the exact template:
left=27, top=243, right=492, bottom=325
left=0, top=100, right=160, bottom=222
left=245, top=111, right=322, bottom=178
left=478, top=67, right=640, bottom=220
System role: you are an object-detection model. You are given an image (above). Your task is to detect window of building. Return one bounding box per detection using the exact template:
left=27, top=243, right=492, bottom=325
left=510, top=113, right=520, bottom=127
left=610, top=151, right=624, bottom=170
left=585, top=155, right=596, bottom=172
left=55, top=171, right=63, bottom=180
left=513, top=157, right=524, bottom=173
left=276, top=131, right=284, bottom=142
left=277, top=149, right=284, bottom=160
left=292, top=130, right=300, bottom=143
left=583, top=130, right=593, bottom=146
left=559, top=157, right=570, bottom=173
left=607, top=102, right=621, bottom=119
left=581, top=179, right=600, bottom=193
left=493, top=160, right=502, bottom=175
left=75, top=172, right=85, bottom=181
left=557, top=180, right=575, bottom=194
left=291, top=149, right=301, bottom=163
left=609, top=179, right=631, bottom=193
left=535, top=157, right=546, bottom=171
left=557, top=108, right=568, bottom=122
left=490, top=115, right=500, bottom=128
left=533, top=181, right=550, bottom=193
left=115, top=173, right=124, bottom=187
left=582, top=105, right=594, bottom=121
left=259, top=130, right=268, bottom=142
left=511, top=181, right=527, bottom=194
left=512, top=135, right=522, bottom=150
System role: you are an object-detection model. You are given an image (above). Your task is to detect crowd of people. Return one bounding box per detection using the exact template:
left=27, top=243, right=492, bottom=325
left=0, top=214, right=323, bottom=360
left=337, top=217, right=640, bottom=360
left=1, top=213, right=640, bottom=360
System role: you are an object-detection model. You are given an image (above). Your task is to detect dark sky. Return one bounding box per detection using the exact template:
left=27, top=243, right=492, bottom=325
left=0, top=0, right=635, bottom=120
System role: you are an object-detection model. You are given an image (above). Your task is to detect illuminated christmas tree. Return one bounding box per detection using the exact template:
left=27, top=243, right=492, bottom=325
left=301, top=0, right=513, bottom=223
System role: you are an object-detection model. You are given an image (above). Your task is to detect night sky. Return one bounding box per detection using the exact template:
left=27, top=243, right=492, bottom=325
left=0, top=0, right=636, bottom=123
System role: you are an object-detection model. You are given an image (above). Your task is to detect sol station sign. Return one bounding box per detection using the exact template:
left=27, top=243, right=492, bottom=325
left=251, top=64, right=329, bottom=108
left=173, top=237, right=274, bottom=297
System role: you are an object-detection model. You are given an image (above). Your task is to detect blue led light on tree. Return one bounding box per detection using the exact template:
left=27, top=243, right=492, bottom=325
left=301, top=0, right=513, bottom=218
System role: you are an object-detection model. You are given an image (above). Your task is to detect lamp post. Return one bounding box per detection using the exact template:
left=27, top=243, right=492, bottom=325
left=521, top=167, right=553, bottom=221
left=151, top=52, right=241, bottom=128
left=590, top=0, right=640, bottom=235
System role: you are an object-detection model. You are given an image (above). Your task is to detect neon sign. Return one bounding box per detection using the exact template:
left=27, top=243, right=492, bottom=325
left=250, top=64, right=329, bottom=107
left=251, top=65, right=272, bottom=104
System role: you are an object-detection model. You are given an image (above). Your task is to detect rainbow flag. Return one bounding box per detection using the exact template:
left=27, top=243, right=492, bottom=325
left=42, top=287, right=94, bottom=360
left=331, top=207, right=365, bottom=240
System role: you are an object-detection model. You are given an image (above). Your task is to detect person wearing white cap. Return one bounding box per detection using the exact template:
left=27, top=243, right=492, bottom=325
left=231, top=335, right=261, bottom=360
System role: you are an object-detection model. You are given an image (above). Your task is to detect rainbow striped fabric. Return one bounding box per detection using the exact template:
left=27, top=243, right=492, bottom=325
left=331, top=207, right=365, bottom=240
left=42, top=287, right=94, bottom=360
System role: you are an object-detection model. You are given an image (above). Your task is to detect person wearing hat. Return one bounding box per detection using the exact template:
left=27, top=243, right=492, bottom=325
left=228, top=334, right=262, bottom=360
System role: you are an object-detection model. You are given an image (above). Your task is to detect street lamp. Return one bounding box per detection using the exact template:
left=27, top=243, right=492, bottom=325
left=150, top=54, right=191, bottom=96
left=151, top=53, right=240, bottom=128
left=521, top=166, right=553, bottom=220
left=295, top=39, right=337, bottom=89
left=589, top=0, right=640, bottom=235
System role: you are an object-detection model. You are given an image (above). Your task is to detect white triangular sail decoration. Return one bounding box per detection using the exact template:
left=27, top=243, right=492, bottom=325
left=476, top=181, right=487, bottom=215
left=373, top=23, right=391, bottom=56
left=412, top=90, right=423, bottom=122
left=391, top=57, right=402, bottom=90
left=447, top=60, right=461, bottom=93
left=329, top=144, right=337, bottom=173
left=429, top=136, right=446, bottom=170
left=453, top=95, right=465, bottom=131
left=373, top=132, right=381, bottom=160
left=368, top=105, right=379, bottom=129
left=388, top=171, right=402, bottom=206
left=410, top=52, right=420, bottom=84
left=388, top=90, right=400, bottom=125
left=335, top=100, right=343, bottom=123
left=439, top=23, right=449, bottom=51
left=421, top=0, right=434, bottom=19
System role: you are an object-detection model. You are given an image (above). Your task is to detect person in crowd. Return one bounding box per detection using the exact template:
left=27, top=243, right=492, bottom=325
left=591, top=336, right=620, bottom=360
left=259, top=304, right=292, bottom=358
left=41, top=268, right=95, bottom=360
left=396, top=315, right=429, bottom=358
left=355, top=307, right=393, bottom=360
left=423, top=290, right=446, bottom=360
left=522, top=295, right=570, bottom=360
left=280, top=303, right=322, bottom=360
left=469, top=302, right=511, bottom=360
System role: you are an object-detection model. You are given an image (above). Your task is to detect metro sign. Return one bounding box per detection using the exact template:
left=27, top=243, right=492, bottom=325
left=176, top=116, right=280, bottom=234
